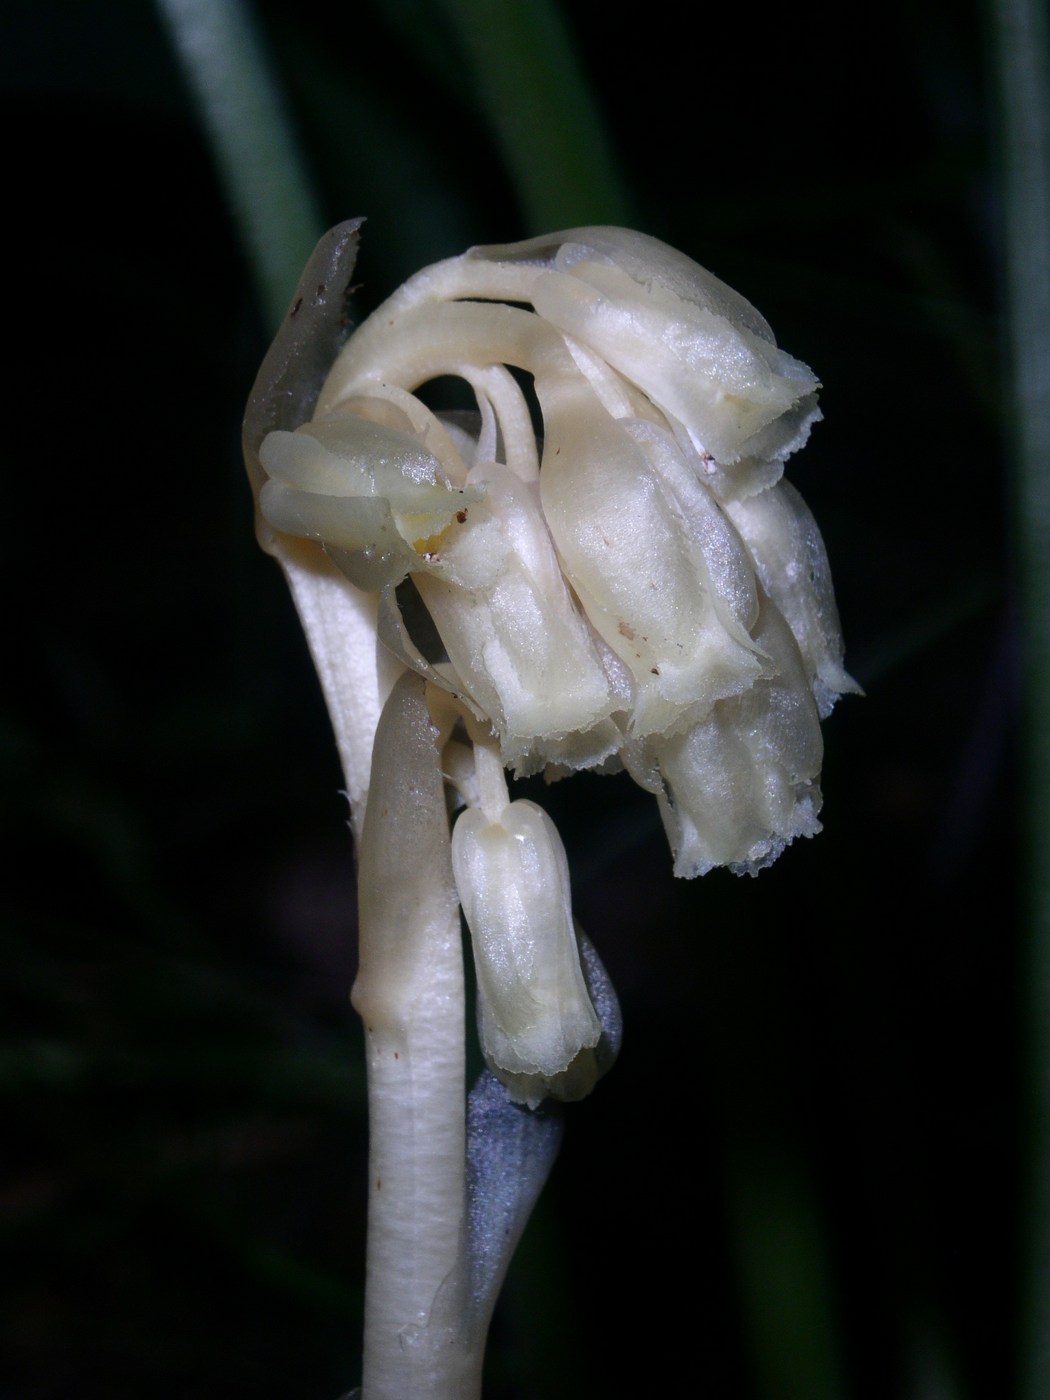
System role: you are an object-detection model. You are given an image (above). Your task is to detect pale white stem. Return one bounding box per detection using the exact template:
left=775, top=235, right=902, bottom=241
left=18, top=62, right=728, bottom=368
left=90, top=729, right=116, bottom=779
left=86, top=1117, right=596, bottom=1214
left=458, top=364, right=541, bottom=481
left=315, top=300, right=573, bottom=419
left=353, top=672, right=479, bottom=1400
left=467, top=727, right=512, bottom=823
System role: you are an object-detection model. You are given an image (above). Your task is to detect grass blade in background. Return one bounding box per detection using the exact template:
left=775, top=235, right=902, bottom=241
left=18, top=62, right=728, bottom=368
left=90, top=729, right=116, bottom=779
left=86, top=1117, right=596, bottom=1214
left=436, top=0, right=631, bottom=233
left=993, top=0, right=1050, bottom=1395
left=156, top=0, right=324, bottom=328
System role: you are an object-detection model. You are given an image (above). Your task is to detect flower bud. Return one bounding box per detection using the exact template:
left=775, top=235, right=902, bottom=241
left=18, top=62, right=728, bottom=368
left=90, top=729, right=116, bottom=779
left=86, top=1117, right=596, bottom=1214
left=259, top=412, right=479, bottom=591
left=450, top=797, right=602, bottom=1106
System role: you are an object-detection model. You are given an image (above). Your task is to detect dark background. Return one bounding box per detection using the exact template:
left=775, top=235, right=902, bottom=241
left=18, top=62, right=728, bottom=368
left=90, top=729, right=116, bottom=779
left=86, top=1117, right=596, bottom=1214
left=3, top=1, right=1018, bottom=1397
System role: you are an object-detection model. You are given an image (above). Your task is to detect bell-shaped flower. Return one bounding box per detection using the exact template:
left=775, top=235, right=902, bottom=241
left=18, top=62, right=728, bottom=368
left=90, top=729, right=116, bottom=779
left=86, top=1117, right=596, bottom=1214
left=640, top=592, right=826, bottom=877
left=411, top=458, right=622, bottom=774
left=450, top=793, right=603, bottom=1108
left=469, top=226, right=822, bottom=500
left=536, top=379, right=772, bottom=737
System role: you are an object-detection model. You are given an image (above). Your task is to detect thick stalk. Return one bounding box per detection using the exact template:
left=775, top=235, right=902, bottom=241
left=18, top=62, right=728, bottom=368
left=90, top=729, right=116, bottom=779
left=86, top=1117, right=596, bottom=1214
left=353, top=673, right=478, bottom=1400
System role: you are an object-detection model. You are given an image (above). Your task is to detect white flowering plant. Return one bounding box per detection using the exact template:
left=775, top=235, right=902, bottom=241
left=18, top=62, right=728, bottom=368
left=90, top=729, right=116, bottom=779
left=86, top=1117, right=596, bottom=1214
left=243, top=219, right=856, bottom=1400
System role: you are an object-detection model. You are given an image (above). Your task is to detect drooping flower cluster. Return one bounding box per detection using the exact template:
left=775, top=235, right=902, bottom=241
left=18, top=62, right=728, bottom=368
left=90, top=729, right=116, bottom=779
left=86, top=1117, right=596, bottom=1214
left=254, top=226, right=856, bottom=1102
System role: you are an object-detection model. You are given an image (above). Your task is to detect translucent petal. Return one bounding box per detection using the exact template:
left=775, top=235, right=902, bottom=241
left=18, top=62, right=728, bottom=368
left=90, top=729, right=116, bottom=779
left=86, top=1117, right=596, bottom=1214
left=725, top=481, right=862, bottom=717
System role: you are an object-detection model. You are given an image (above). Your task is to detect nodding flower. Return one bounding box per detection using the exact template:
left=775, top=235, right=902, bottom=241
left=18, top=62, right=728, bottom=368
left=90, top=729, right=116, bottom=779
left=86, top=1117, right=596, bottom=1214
left=254, top=225, right=857, bottom=1096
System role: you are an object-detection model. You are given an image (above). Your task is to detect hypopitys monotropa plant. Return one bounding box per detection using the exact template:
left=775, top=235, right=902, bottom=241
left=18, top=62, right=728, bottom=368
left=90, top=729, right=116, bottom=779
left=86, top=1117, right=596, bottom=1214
left=243, top=220, right=857, bottom=1400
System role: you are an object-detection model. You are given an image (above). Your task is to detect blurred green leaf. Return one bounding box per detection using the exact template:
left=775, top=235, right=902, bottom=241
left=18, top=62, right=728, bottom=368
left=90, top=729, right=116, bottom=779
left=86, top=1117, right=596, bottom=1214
left=156, top=0, right=324, bottom=326
left=435, top=0, right=631, bottom=232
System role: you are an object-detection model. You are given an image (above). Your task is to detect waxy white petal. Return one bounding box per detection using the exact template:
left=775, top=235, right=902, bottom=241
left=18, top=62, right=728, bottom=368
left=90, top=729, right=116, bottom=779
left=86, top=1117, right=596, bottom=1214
left=724, top=480, right=861, bottom=717
left=416, top=461, right=620, bottom=772
left=538, top=374, right=768, bottom=736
